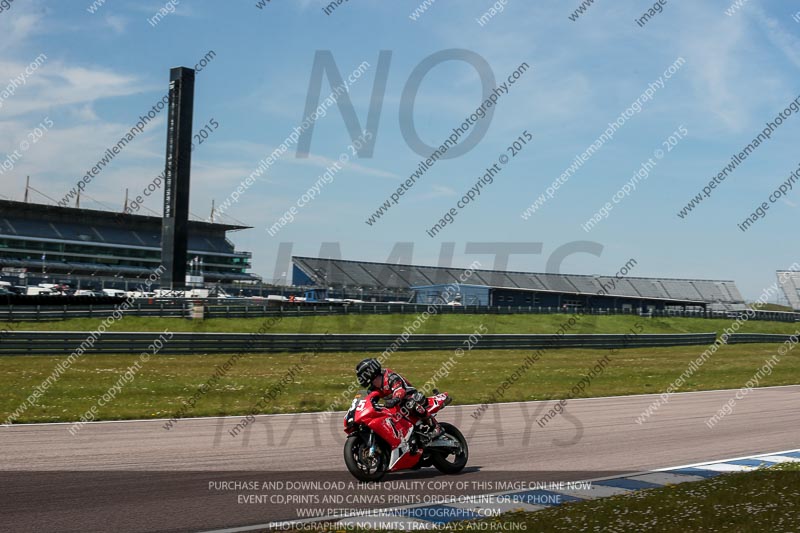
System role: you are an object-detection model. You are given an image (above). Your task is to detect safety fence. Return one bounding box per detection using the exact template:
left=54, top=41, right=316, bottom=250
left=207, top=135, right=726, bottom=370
left=0, top=331, right=719, bottom=355
left=0, top=301, right=796, bottom=322
left=725, top=333, right=800, bottom=344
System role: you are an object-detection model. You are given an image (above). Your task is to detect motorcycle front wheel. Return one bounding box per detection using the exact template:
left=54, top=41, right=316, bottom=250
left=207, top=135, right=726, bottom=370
left=343, top=434, right=388, bottom=482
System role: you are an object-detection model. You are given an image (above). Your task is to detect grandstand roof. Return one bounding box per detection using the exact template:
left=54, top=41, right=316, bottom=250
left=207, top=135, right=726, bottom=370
left=0, top=199, right=253, bottom=254
left=0, top=199, right=250, bottom=232
left=292, top=256, right=745, bottom=305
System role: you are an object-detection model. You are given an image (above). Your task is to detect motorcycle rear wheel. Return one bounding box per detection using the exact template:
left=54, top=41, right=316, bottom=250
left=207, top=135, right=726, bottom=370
left=430, top=422, right=468, bottom=474
left=344, top=435, right=388, bottom=482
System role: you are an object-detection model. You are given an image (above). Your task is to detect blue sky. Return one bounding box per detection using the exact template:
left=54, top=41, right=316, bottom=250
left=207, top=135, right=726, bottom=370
left=0, top=0, right=799, bottom=300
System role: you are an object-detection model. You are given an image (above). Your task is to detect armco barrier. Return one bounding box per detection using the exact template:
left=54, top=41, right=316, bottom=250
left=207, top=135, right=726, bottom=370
left=0, top=332, right=717, bottom=355
left=0, top=296, right=189, bottom=322
left=727, top=333, right=800, bottom=344
left=1, top=301, right=797, bottom=322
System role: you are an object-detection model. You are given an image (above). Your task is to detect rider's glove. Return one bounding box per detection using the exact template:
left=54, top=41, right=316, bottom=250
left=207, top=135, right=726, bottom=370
left=384, top=398, right=399, bottom=408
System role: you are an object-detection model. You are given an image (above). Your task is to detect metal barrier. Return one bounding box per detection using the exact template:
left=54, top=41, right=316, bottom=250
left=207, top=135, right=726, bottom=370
left=0, top=302, right=187, bottom=321
left=0, top=331, right=718, bottom=355
left=727, top=333, right=800, bottom=344
left=0, top=301, right=796, bottom=322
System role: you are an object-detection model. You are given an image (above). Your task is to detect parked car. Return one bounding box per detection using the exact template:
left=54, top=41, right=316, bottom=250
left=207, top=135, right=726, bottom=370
left=102, top=288, right=126, bottom=298
left=38, top=283, right=70, bottom=295
left=74, top=289, right=104, bottom=297
left=25, top=287, right=53, bottom=296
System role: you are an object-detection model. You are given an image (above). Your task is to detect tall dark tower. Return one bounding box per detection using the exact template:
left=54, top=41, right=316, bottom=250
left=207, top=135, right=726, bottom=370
left=161, top=67, right=195, bottom=289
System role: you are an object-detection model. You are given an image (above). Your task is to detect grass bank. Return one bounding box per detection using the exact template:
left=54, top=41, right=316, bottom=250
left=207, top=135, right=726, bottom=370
left=1, top=313, right=799, bottom=336
left=1, top=342, right=795, bottom=423
left=435, top=461, right=800, bottom=532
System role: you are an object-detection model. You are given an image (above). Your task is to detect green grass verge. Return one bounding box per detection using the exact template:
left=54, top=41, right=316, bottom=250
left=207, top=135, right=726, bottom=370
left=1, top=342, right=795, bottom=423
left=431, top=461, right=800, bottom=533
left=750, top=303, right=794, bottom=312
left=1, top=313, right=799, bottom=335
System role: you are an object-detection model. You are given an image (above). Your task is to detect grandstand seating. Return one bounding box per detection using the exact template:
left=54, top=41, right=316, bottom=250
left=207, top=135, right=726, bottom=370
left=292, top=256, right=746, bottom=309
left=0, top=215, right=234, bottom=255
left=625, top=278, right=663, bottom=299
left=0, top=199, right=257, bottom=286
left=660, top=280, right=703, bottom=301
left=777, top=271, right=800, bottom=311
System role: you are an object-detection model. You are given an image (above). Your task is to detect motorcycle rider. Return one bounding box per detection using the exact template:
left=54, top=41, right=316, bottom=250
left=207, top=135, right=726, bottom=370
left=355, top=358, right=444, bottom=439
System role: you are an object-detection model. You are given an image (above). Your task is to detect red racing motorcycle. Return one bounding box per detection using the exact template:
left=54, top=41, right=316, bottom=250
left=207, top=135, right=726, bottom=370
left=342, top=389, right=468, bottom=481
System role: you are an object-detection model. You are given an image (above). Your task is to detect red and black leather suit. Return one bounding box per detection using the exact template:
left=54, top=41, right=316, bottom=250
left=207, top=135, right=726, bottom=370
left=369, top=368, right=428, bottom=419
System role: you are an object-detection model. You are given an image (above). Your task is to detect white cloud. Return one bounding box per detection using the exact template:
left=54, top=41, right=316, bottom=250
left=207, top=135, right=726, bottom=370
left=68, top=104, right=100, bottom=122
left=104, top=14, right=128, bottom=34
left=416, top=184, right=456, bottom=201
left=0, top=59, right=151, bottom=119
left=752, top=6, right=800, bottom=70
left=0, top=13, right=43, bottom=52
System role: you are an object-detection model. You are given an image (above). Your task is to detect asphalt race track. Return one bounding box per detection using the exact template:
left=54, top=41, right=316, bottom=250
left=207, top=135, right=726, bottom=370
left=1, top=385, right=798, bottom=532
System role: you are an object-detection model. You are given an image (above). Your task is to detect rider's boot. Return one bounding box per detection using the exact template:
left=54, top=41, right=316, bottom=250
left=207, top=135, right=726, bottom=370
left=425, top=417, right=444, bottom=439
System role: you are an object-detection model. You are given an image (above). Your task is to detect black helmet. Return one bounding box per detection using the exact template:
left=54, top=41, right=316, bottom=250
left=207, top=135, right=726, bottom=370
left=356, top=358, right=382, bottom=387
